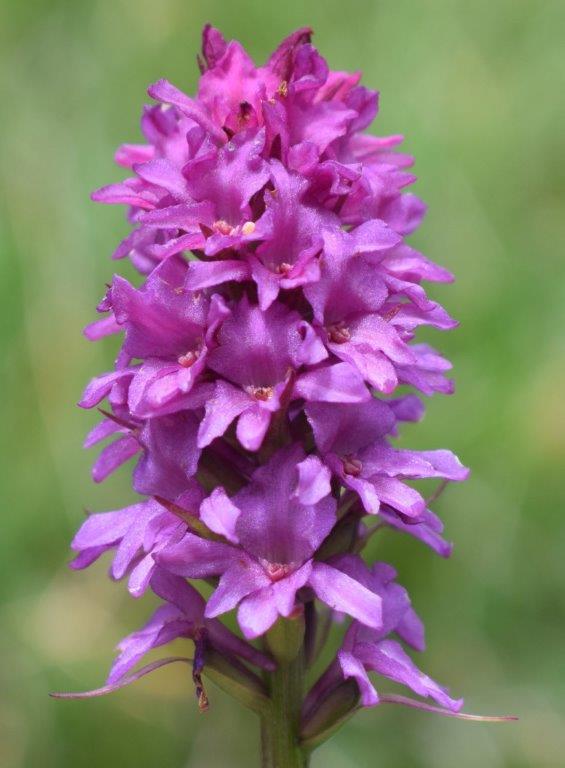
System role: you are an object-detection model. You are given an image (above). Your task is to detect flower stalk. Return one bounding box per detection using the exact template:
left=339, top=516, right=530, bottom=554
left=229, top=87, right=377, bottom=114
left=262, top=651, right=307, bottom=768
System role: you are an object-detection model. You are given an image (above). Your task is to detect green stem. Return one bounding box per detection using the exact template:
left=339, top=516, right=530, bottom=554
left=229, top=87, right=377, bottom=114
left=261, top=653, right=309, bottom=768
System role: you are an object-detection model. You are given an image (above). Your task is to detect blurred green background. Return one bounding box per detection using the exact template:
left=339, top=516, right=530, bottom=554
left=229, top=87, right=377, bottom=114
left=1, top=0, right=564, bottom=766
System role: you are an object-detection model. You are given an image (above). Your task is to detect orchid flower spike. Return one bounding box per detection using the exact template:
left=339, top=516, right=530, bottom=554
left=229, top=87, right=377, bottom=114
left=58, top=24, right=515, bottom=768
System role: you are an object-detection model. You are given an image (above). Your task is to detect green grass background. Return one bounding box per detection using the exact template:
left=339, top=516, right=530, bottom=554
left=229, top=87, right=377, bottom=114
left=1, top=1, right=564, bottom=766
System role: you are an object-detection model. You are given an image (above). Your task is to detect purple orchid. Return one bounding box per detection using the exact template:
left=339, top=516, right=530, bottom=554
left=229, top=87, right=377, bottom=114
left=157, top=446, right=382, bottom=639
left=197, top=296, right=370, bottom=452
left=302, top=555, right=462, bottom=728
left=109, top=257, right=228, bottom=419
left=335, top=556, right=462, bottom=711
left=108, top=569, right=274, bottom=681
left=306, top=399, right=468, bottom=516
left=57, top=24, right=513, bottom=768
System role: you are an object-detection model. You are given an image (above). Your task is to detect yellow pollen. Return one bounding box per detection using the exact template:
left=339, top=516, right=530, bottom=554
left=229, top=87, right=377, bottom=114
left=241, top=221, right=256, bottom=236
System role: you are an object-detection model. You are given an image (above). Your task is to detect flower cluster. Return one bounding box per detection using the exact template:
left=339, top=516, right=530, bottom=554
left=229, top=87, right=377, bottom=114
left=64, top=25, right=473, bottom=740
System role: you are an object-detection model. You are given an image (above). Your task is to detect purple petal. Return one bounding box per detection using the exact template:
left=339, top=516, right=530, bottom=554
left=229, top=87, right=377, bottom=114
left=127, top=553, right=157, bottom=597
left=309, top=562, right=382, bottom=628
left=200, top=488, right=242, bottom=543
left=344, top=473, right=383, bottom=515
left=197, top=381, right=252, bottom=448
left=237, top=587, right=280, bottom=639
left=184, top=259, right=251, bottom=291
left=356, top=639, right=463, bottom=712
left=338, top=650, right=379, bottom=706
left=83, top=315, right=121, bottom=341
left=294, top=455, right=332, bottom=505
left=133, top=412, right=201, bottom=498
left=71, top=504, right=140, bottom=551
left=107, top=605, right=189, bottom=683
left=92, top=435, right=139, bottom=483
left=271, top=561, right=313, bottom=616
left=147, top=79, right=227, bottom=144
left=134, top=159, right=188, bottom=197
left=83, top=419, right=122, bottom=449
left=378, top=506, right=453, bottom=558
left=236, top=406, right=271, bottom=451
left=156, top=533, right=238, bottom=578
left=205, top=558, right=270, bottom=618
left=79, top=369, right=134, bottom=409
left=370, top=476, right=425, bottom=518
left=233, top=445, right=336, bottom=564
left=306, top=399, right=395, bottom=455
left=294, top=363, right=370, bottom=404
left=139, top=201, right=213, bottom=228
left=396, top=607, right=426, bottom=652
left=150, top=568, right=206, bottom=619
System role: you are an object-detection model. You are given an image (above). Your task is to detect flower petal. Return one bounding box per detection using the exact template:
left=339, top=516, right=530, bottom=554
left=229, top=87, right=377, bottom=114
left=309, top=562, right=382, bottom=629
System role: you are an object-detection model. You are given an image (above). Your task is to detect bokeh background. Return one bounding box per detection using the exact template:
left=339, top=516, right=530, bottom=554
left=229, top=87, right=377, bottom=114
left=1, top=0, right=564, bottom=766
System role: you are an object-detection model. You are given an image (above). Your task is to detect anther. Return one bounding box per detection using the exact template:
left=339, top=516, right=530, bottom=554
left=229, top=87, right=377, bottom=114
left=327, top=321, right=351, bottom=344
left=264, top=562, right=292, bottom=582
left=177, top=350, right=200, bottom=368
left=213, top=220, right=233, bottom=236
left=248, top=385, right=274, bottom=401
left=342, top=455, right=363, bottom=477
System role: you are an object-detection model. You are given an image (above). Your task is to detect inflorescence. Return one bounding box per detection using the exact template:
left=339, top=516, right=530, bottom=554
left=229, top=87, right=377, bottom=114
left=55, top=24, right=503, bottom=752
